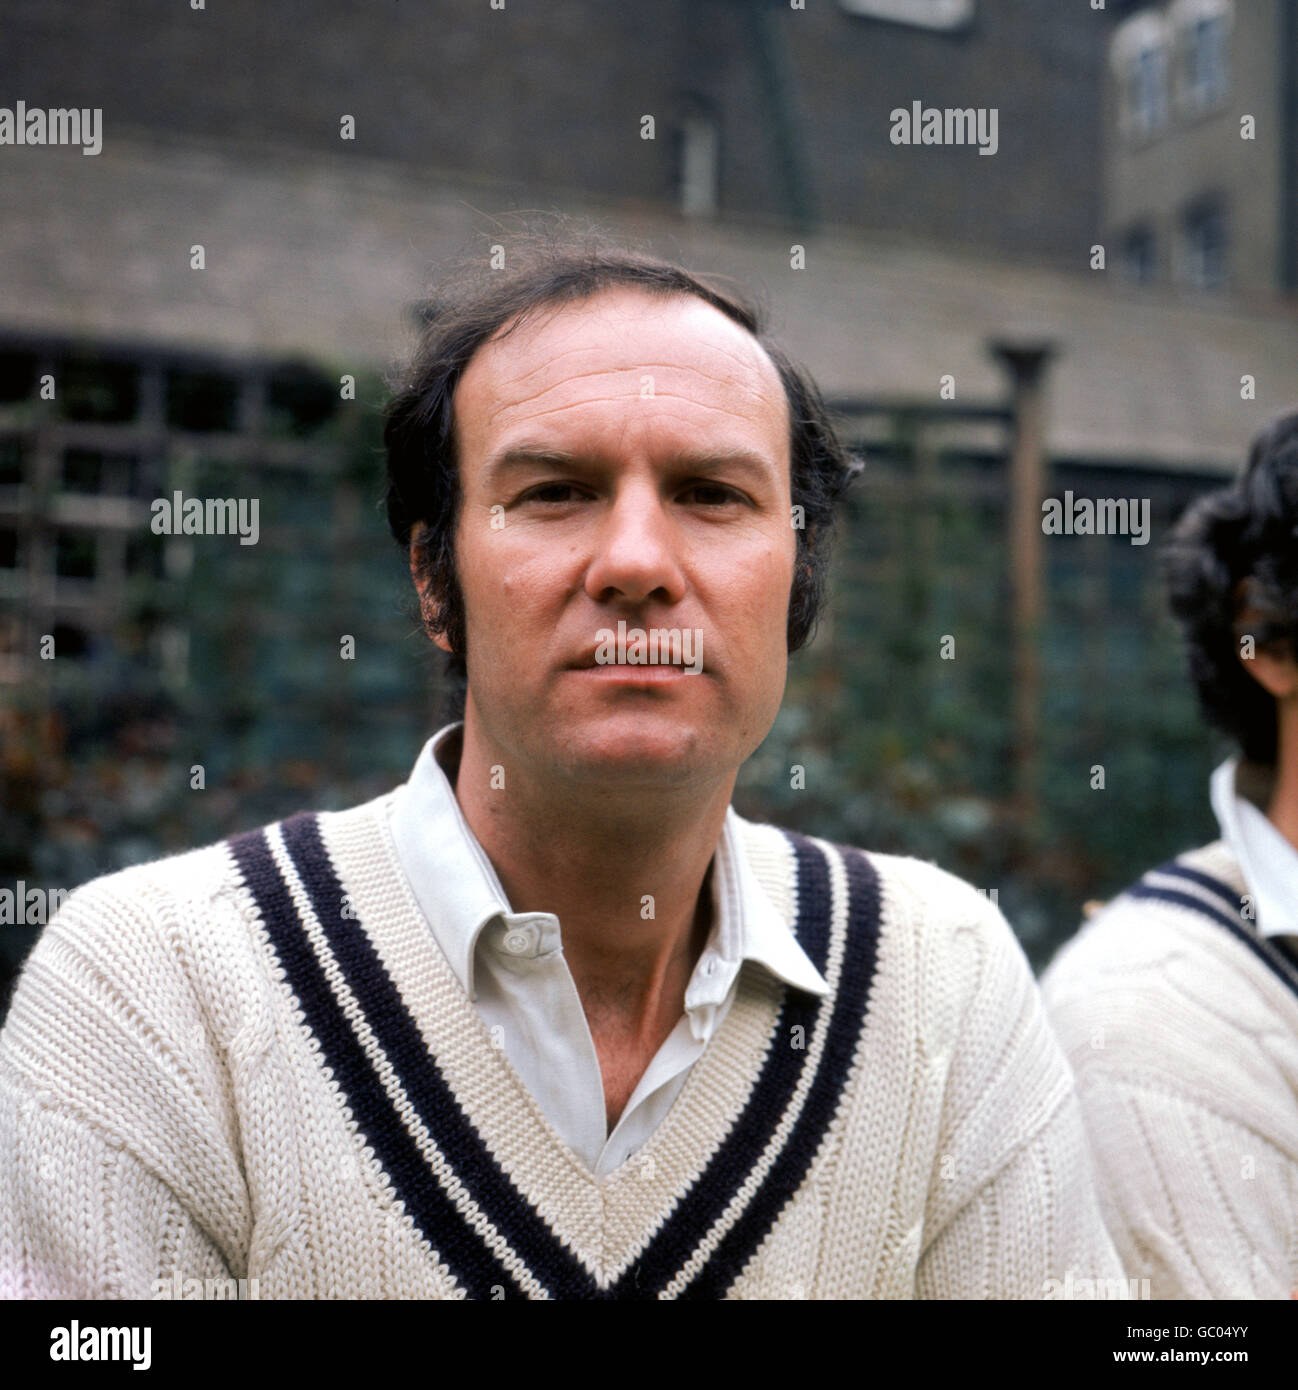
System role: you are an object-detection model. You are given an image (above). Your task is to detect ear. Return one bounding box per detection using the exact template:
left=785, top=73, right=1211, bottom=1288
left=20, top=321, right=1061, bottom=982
left=408, top=522, right=454, bottom=655
left=1240, top=644, right=1298, bottom=700
left=1234, top=580, right=1298, bottom=699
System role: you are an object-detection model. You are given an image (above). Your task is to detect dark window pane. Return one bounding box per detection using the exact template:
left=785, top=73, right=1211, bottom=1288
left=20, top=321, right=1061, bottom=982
left=62, top=448, right=104, bottom=494
left=1182, top=198, right=1228, bottom=289
left=0, top=350, right=37, bottom=405
left=51, top=622, right=90, bottom=657
left=126, top=530, right=165, bottom=578
left=267, top=363, right=337, bottom=437
left=1119, top=225, right=1155, bottom=283
left=55, top=531, right=96, bottom=579
left=59, top=357, right=140, bottom=423
left=166, top=368, right=239, bottom=432
left=0, top=436, right=23, bottom=485
left=124, top=454, right=162, bottom=498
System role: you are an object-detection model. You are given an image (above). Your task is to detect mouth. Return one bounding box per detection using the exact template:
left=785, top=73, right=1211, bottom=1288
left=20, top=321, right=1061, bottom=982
left=569, top=623, right=708, bottom=677
left=568, top=663, right=696, bottom=681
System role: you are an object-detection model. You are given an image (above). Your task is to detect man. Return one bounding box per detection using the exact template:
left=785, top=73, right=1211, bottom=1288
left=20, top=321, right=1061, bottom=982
left=1042, top=410, right=1298, bottom=1299
left=0, top=231, right=1124, bottom=1299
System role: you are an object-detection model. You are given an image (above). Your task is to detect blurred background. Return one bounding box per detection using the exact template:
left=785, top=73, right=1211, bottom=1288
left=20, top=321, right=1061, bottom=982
left=3, top=0, right=1296, bottom=1014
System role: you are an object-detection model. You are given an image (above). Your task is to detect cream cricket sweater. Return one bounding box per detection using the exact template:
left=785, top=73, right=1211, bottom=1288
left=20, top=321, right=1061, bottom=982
left=1041, top=841, right=1298, bottom=1299
left=0, top=794, right=1123, bottom=1299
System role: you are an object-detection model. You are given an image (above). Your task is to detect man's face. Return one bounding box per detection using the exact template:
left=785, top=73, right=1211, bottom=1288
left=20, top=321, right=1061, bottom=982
left=440, top=286, right=796, bottom=791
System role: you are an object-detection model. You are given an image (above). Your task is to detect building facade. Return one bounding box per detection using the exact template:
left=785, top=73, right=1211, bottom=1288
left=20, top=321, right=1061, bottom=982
left=1104, top=0, right=1298, bottom=296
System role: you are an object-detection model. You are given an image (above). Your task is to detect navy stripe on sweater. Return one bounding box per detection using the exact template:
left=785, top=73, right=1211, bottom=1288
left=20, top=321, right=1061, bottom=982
left=676, top=836, right=882, bottom=1299
left=1126, top=883, right=1243, bottom=935
left=228, top=822, right=541, bottom=1299
left=604, top=828, right=846, bottom=1297
left=231, top=813, right=879, bottom=1298
left=1126, top=864, right=1298, bottom=1005
left=1147, top=858, right=1248, bottom=919
left=259, top=814, right=594, bottom=1298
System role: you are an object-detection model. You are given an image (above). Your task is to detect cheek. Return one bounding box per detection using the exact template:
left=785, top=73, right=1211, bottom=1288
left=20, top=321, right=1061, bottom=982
left=454, top=519, right=513, bottom=635
left=480, top=532, right=576, bottom=623
left=757, top=533, right=798, bottom=601
left=715, top=542, right=797, bottom=656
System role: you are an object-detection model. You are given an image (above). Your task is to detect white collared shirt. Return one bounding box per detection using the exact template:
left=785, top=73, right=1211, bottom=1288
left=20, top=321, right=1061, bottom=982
left=386, top=722, right=830, bottom=1178
left=1209, top=756, right=1298, bottom=941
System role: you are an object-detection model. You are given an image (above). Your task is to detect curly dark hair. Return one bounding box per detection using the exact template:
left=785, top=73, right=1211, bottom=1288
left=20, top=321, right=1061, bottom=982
left=1161, top=409, right=1298, bottom=765
left=383, top=220, right=861, bottom=718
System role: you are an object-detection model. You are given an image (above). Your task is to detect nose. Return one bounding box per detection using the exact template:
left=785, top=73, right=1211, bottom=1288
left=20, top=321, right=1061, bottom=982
left=583, top=477, right=687, bottom=609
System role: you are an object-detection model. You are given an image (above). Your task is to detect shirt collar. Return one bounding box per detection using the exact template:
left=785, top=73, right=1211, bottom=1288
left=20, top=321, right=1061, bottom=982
left=387, top=722, right=830, bottom=1006
left=1209, top=756, right=1298, bottom=939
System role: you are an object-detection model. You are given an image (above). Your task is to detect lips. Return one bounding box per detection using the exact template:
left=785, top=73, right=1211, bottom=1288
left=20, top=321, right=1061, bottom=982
left=567, top=648, right=702, bottom=671
left=564, top=619, right=710, bottom=676
left=569, top=657, right=694, bottom=672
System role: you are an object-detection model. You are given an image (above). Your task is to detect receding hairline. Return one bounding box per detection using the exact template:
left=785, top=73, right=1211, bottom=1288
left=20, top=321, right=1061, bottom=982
left=450, top=282, right=791, bottom=457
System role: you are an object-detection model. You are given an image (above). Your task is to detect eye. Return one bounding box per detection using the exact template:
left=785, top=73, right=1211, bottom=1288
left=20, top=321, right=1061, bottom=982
left=680, top=482, right=746, bottom=506
left=519, top=482, right=589, bottom=505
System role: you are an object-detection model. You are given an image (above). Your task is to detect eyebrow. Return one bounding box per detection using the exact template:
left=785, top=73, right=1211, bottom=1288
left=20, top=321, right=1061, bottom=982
left=482, top=443, right=780, bottom=484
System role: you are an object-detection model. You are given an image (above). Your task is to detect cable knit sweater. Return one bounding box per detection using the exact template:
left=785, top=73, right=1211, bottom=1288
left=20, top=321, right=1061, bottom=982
left=1041, top=841, right=1298, bottom=1299
left=1, top=793, right=1123, bottom=1299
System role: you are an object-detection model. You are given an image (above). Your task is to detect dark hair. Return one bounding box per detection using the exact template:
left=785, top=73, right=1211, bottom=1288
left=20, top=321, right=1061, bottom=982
left=383, top=220, right=861, bottom=718
left=1161, top=409, right=1298, bottom=765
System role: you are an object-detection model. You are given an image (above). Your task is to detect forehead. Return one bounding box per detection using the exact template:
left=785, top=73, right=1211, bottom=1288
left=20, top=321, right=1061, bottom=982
left=452, top=286, right=789, bottom=456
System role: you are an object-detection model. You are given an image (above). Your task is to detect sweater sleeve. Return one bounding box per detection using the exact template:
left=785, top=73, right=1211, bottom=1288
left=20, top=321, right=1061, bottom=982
left=1041, top=901, right=1298, bottom=1300
left=916, top=1089, right=1130, bottom=1298
left=1067, top=1074, right=1296, bottom=1299
left=909, top=874, right=1128, bottom=1299
left=0, top=1077, right=235, bottom=1298
left=0, top=867, right=254, bottom=1299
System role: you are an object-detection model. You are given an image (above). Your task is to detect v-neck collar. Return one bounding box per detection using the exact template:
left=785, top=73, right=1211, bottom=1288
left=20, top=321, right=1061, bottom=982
left=1126, top=847, right=1298, bottom=1004
left=228, top=795, right=884, bottom=1298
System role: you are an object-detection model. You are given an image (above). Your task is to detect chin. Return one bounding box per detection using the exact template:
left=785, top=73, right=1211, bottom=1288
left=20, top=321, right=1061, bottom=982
left=556, top=712, right=721, bottom=785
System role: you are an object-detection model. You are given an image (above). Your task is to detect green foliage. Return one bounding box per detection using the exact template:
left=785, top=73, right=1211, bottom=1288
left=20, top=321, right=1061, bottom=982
left=738, top=451, right=1225, bottom=968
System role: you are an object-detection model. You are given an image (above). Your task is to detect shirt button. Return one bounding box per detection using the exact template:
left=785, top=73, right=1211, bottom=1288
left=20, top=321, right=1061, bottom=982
left=702, top=952, right=717, bottom=977
left=503, top=929, right=532, bottom=956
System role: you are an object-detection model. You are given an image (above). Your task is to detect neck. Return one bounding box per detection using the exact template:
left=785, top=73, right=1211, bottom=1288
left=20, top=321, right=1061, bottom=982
left=1265, top=699, right=1298, bottom=850
left=448, top=715, right=736, bottom=1044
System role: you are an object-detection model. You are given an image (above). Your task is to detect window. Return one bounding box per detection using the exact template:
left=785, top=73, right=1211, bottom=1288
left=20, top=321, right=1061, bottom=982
left=125, top=530, right=165, bottom=579
left=50, top=623, right=90, bottom=658
left=61, top=448, right=104, bottom=495
left=837, top=0, right=973, bottom=30
left=1118, top=225, right=1157, bottom=284
left=1129, top=43, right=1170, bottom=137
left=1180, top=196, right=1228, bottom=289
left=55, top=531, right=97, bottom=580
left=1172, top=0, right=1232, bottom=115
left=166, top=367, right=240, bottom=432
left=0, top=335, right=346, bottom=692
left=0, top=436, right=23, bottom=487
left=0, top=350, right=36, bottom=405
left=1112, top=14, right=1171, bottom=142
left=60, top=356, right=139, bottom=424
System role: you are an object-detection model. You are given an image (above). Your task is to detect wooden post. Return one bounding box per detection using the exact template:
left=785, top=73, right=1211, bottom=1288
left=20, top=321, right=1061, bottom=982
left=990, top=342, right=1055, bottom=832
